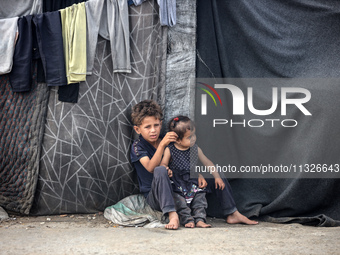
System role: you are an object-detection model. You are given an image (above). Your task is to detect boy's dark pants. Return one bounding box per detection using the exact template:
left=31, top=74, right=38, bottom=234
left=145, top=166, right=176, bottom=215
left=206, top=177, right=237, bottom=217
left=173, top=192, right=207, bottom=225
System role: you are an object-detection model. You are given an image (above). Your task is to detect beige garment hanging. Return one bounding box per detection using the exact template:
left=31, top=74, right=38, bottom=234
left=60, top=2, right=87, bottom=84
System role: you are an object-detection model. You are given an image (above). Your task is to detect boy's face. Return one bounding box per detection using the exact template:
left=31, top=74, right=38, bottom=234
left=134, top=116, right=162, bottom=144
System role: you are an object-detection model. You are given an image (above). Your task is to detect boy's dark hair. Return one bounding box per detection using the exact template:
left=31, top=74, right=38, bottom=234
left=131, top=100, right=163, bottom=126
left=168, top=115, right=195, bottom=140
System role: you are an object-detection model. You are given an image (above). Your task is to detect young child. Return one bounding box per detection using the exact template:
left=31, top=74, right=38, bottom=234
left=161, top=116, right=258, bottom=227
left=130, top=99, right=179, bottom=229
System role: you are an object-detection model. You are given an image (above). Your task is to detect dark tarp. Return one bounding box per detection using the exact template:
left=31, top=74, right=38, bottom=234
left=196, top=0, right=340, bottom=226
left=30, top=0, right=167, bottom=215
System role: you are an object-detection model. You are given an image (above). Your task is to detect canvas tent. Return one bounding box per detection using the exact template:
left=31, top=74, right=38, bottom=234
left=0, top=0, right=339, bottom=227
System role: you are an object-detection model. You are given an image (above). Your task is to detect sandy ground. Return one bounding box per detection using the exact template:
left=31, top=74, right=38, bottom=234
left=1, top=212, right=340, bottom=255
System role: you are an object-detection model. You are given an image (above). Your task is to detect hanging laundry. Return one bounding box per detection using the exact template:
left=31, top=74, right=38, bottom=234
left=60, top=3, right=87, bottom=84
left=43, top=0, right=86, bottom=12
left=85, top=0, right=105, bottom=75
left=131, top=0, right=147, bottom=5
left=85, top=0, right=131, bottom=74
left=157, top=0, right=176, bottom=27
left=58, top=82, right=80, bottom=103
left=9, top=12, right=67, bottom=92
left=0, top=17, right=19, bottom=75
left=9, top=16, right=37, bottom=92
left=43, top=0, right=85, bottom=103
left=34, top=12, right=68, bottom=86
left=0, top=0, right=42, bottom=19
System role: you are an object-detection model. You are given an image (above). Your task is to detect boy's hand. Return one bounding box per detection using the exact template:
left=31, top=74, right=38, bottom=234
left=198, top=176, right=207, bottom=189
left=160, top=131, right=178, bottom=147
left=166, top=167, right=173, bottom=178
left=215, top=177, right=225, bottom=190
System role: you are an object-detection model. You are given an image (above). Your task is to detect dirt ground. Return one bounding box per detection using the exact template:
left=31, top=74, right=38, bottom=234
left=1, top=212, right=340, bottom=255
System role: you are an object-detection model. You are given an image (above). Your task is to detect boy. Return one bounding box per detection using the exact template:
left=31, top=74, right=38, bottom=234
left=130, top=100, right=257, bottom=229
left=130, top=100, right=179, bottom=229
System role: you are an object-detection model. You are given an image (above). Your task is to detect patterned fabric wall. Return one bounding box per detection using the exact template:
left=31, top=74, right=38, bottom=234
left=31, top=1, right=167, bottom=215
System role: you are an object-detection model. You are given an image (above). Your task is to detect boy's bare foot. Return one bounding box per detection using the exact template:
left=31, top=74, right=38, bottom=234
left=196, top=221, right=211, bottom=228
left=226, top=210, right=258, bottom=225
left=184, top=222, right=195, bottom=228
left=165, top=211, right=179, bottom=230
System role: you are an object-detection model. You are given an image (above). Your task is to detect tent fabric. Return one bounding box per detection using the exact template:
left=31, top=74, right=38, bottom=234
left=31, top=0, right=167, bottom=215
left=0, top=62, right=50, bottom=214
left=164, top=0, right=196, bottom=122
left=196, top=0, right=340, bottom=78
left=196, top=0, right=340, bottom=226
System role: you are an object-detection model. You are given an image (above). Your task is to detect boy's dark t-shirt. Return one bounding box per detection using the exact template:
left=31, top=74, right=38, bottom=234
left=130, top=134, right=157, bottom=197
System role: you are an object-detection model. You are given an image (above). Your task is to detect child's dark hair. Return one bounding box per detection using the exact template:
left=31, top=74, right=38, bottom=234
left=168, top=116, right=195, bottom=140
left=131, top=100, right=163, bottom=126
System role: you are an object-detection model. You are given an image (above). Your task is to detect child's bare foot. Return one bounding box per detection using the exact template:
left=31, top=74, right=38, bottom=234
left=196, top=221, right=211, bottom=228
left=226, top=210, right=258, bottom=225
left=165, top=211, right=179, bottom=230
left=184, top=222, right=195, bottom=228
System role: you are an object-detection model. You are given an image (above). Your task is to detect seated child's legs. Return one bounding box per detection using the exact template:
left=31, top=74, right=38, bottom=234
left=190, top=192, right=208, bottom=224
left=146, top=166, right=176, bottom=214
left=173, top=192, right=194, bottom=226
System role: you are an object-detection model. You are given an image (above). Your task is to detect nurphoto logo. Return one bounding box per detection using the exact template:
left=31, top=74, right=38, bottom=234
left=197, top=79, right=312, bottom=128
left=193, top=78, right=339, bottom=179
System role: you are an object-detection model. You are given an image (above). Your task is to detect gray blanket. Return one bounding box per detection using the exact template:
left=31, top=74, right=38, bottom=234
left=0, top=63, right=49, bottom=214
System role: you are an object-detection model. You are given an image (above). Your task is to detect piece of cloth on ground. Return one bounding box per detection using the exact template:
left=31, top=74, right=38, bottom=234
left=0, top=206, right=9, bottom=221
left=104, top=194, right=165, bottom=228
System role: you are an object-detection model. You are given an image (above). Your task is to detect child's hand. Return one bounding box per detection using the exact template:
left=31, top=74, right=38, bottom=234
left=166, top=167, right=173, bottom=178
left=198, top=176, right=207, bottom=189
left=215, top=178, right=225, bottom=190
left=160, top=131, right=178, bottom=147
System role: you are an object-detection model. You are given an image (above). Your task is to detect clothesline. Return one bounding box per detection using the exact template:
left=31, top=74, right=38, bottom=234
left=0, top=0, right=176, bottom=27
left=3, top=0, right=130, bottom=97
left=0, top=0, right=176, bottom=103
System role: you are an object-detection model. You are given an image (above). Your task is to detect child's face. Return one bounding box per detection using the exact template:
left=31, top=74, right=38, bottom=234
left=134, top=116, right=162, bottom=144
left=177, top=128, right=196, bottom=148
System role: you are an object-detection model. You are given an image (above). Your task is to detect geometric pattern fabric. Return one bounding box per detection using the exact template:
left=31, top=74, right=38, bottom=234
left=31, top=1, right=167, bottom=214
